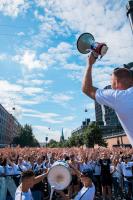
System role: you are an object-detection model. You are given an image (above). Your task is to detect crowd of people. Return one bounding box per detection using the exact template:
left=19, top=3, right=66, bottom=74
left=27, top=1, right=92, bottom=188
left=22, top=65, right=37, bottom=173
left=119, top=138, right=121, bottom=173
left=0, top=146, right=133, bottom=200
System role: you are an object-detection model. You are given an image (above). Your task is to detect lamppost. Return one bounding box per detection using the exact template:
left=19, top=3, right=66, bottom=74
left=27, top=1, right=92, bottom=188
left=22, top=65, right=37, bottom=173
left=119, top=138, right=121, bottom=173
left=84, top=108, right=88, bottom=125
left=45, top=127, right=50, bottom=148
left=45, top=136, right=48, bottom=148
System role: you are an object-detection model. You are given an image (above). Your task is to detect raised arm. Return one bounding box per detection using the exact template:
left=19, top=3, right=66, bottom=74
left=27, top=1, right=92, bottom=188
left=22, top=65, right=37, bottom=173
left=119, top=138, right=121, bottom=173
left=82, top=53, right=98, bottom=100
left=34, top=172, right=47, bottom=185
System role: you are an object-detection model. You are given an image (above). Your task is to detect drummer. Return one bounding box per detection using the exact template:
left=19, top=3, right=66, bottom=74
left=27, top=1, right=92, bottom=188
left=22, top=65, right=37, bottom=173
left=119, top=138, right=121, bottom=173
left=73, top=170, right=95, bottom=200
left=57, top=167, right=95, bottom=200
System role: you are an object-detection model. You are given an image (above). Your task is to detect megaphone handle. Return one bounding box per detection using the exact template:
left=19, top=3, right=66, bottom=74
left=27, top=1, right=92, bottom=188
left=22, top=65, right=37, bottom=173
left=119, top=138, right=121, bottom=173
left=92, top=51, right=98, bottom=59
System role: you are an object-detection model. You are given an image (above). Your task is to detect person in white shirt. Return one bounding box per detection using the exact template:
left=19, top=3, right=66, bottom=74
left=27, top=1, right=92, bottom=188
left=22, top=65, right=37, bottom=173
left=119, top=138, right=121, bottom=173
left=121, top=156, right=133, bottom=198
left=82, top=52, right=133, bottom=146
left=110, top=159, right=122, bottom=198
left=15, top=169, right=47, bottom=200
left=79, top=157, right=93, bottom=172
left=0, top=163, right=5, bottom=200
left=93, top=159, right=102, bottom=196
left=31, top=156, right=47, bottom=200
left=17, top=157, right=27, bottom=174
left=23, top=156, right=32, bottom=170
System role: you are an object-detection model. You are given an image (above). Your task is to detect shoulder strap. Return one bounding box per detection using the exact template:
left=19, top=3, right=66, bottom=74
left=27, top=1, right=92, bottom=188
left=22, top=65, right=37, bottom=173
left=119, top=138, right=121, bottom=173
left=34, top=164, right=37, bottom=170
left=21, top=192, right=22, bottom=200
left=79, top=187, right=90, bottom=200
left=18, top=165, right=23, bottom=172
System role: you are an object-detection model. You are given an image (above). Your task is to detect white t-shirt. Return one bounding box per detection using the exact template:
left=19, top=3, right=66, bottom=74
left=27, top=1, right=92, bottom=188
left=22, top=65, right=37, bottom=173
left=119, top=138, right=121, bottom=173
left=17, top=164, right=27, bottom=174
left=79, top=163, right=92, bottom=172
left=93, top=161, right=101, bottom=176
left=23, top=161, right=32, bottom=170
left=5, top=164, right=15, bottom=175
left=96, top=87, right=133, bottom=146
left=110, top=165, right=121, bottom=178
left=15, top=185, right=33, bottom=200
left=74, top=184, right=95, bottom=200
left=121, top=162, right=133, bottom=177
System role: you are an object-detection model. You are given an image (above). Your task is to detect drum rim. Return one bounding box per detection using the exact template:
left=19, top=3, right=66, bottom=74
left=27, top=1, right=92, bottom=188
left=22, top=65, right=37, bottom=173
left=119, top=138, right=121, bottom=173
left=48, top=163, right=72, bottom=190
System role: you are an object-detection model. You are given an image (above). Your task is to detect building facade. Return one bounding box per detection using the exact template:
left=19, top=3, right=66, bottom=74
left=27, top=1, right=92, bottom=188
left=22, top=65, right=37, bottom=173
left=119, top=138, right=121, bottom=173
left=0, top=104, right=21, bottom=145
left=71, top=118, right=91, bottom=135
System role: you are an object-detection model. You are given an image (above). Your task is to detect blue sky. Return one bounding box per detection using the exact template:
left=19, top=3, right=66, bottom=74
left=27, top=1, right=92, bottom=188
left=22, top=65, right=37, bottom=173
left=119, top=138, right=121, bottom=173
left=0, top=0, right=133, bottom=142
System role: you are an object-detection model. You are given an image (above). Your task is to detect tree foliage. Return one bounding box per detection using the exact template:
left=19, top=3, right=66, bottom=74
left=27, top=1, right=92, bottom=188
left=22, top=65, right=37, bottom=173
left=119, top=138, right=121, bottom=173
left=47, top=122, right=107, bottom=148
left=13, top=124, right=40, bottom=147
left=83, top=122, right=107, bottom=148
left=12, top=122, right=107, bottom=148
left=48, top=139, right=59, bottom=148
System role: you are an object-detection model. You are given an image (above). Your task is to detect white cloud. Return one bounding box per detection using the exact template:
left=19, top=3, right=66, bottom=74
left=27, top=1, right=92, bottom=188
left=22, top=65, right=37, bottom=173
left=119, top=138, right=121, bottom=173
left=34, top=0, right=133, bottom=67
left=68, top=62, right=113, bottom=88
left=14, top=50, right=47, bottom=70
left=92, top=65, right=113, bottom=88
left=40, top=42, right=73, bottom=67
left=33, top=125, right=72, bottom=142
left=17, top=78, right=53, bottom=87
left=13, top=42, right=73, bottom=70
left=23, top=87, right=44, bottom=96
left=52, top=93, right=73, bottom=105
left=33, top=125, right=57, bottom=142
left=0, top=0, right=30, bottom=17
left=85, top=102, right=95, bottom=110
left=23, top=111, right=61, bottom=124
left=1, top=0, right=133, bottom=142
left=0, top=53, right=8, bottom=61
left=0, top=80, right=50, bottom=118
left=64, top=63, right=83, bottom=71
left=0, top=80, right=22, bottom=92
left=23, top=108, right=75, bottom=124
left=68, top=70, right=84, bottom=82
left=63, top=116, right=75, bottom=121
left=17, top=32, right=25, bottom=36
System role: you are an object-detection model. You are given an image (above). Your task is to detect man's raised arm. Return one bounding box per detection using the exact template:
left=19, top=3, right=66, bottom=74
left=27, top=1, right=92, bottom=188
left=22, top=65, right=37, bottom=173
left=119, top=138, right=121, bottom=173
left=82, top=53, right=98, bottom=100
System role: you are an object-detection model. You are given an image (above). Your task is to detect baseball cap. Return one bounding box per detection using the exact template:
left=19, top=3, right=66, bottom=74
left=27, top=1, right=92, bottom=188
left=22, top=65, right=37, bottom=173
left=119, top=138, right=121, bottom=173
left=80, top=169, right=93, bottom=180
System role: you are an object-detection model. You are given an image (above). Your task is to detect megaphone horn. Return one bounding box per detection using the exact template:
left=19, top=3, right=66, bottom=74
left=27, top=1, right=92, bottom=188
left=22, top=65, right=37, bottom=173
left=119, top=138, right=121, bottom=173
left=77, top=32, right=108, bottom=58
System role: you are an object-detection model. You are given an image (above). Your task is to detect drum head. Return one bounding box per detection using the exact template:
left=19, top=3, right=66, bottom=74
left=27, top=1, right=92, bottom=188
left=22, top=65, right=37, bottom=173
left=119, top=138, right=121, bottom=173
left=77, top=32, right=95, bottom=54
left=48, top=164, right=71, bottom=190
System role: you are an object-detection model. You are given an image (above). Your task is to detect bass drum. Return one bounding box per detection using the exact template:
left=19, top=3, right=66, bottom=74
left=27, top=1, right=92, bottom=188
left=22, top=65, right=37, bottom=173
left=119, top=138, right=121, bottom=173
left=48, top=160, right=72, bottom=190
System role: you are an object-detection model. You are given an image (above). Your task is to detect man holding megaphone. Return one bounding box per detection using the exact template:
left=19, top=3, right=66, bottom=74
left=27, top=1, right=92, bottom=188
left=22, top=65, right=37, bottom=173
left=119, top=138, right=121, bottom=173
left=79, top=33, right=133, bottom=147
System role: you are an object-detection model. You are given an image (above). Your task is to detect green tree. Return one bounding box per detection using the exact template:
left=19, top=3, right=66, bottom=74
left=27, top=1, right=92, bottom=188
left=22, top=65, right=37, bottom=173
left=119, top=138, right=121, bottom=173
left=83, top=122, right=107, bottom=148
left=48, top=139, right=59, bottom=148
left=13, top=124, right=40, bottom=147
left=66, top=133, right=84, bottom=147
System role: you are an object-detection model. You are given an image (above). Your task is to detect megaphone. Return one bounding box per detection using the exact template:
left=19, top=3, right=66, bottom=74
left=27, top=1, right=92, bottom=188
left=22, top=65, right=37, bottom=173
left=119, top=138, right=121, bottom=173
left=77, top=33, right=108, bottom=58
